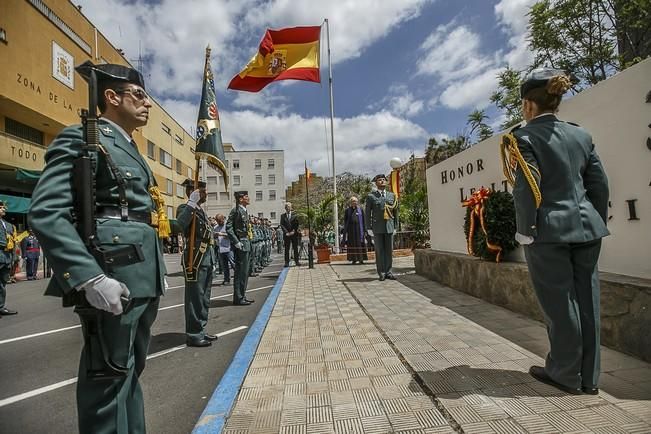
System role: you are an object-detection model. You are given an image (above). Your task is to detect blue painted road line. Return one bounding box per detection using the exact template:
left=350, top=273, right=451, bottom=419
left=193, top=267, right=289, bottom=434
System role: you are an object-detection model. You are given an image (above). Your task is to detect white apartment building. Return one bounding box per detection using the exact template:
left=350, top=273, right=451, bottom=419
left=204, top=143, right=286, bottom=224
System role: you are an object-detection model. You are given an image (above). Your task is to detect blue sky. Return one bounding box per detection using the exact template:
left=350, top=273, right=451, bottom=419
left=76, top=0, right=536, bottom=180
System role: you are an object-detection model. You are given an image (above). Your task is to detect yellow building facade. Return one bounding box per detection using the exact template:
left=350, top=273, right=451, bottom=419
left=0, top=0, right=196, bottom=227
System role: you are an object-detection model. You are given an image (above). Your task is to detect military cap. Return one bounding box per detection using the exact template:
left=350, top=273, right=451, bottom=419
left=76, top=60, right=146, bottom=90
left=234, top=191, right=248, bottom=200
left=182, top=178, right=207, bottom=189
left=520, top=68, right=568, bottom=98
left=372, top=174, right=388, bottom=182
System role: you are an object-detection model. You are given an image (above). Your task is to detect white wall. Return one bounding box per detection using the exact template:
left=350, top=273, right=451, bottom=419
left=427, top=58, right=651, bottom=279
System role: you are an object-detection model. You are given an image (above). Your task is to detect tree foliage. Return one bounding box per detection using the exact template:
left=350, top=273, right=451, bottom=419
left=466, top=109, right=494, bottom=144
left=425, top=136, right=469, bottom=168
left=398, top=154, right=430, bottom=248
left=490, top=67, right=524, bottom=131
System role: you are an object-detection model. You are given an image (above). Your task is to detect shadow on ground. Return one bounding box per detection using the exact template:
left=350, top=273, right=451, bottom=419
left=148, top=332, right=186, bottom=353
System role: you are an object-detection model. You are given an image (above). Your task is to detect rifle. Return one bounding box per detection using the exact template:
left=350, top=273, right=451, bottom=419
left=71, top=64, right=137, bottom=380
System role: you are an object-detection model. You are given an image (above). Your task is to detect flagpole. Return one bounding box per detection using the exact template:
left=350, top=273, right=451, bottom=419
left=325, top=18, right=339, bottom=254
left=305, top=161, right=314, bottom=269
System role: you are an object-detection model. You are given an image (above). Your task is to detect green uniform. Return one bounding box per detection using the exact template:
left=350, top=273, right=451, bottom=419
left=0, top=219, right=15, bottom=308
left=226, top=206, right=252, bottom=303
left=29, top=120, right=166, bottom=434
left=512, top=114, right=609, bottom=390
left=365, top=190, right=399, bottom=278
left=176, top=204, right=215, bottom=342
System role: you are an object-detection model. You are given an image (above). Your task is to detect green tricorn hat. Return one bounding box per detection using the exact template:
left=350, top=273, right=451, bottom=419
left=182, top=178, right=207, bottom=189
left=76, top=60, right=146, bottom=89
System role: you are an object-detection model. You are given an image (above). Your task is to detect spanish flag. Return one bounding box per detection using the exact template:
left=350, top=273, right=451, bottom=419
left=228, top=26, right=321, bottom=92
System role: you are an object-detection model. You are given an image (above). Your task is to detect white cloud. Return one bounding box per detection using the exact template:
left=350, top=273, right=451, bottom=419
left=416, top=24, right=492, bottom=83
left=494, top=0, right=537, bottom=69
left=220, top=110, right=428, bottom=180
left=244, top=0, right=434, bottom=64
left=370, top=85, right=425, bottom=117
left=231, top=91, right=291, bottom=115
left=439, top=67, right=502, bottom=110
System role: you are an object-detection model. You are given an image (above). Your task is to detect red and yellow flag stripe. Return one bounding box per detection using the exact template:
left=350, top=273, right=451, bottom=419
left=228, top=26, right=321, bottom=92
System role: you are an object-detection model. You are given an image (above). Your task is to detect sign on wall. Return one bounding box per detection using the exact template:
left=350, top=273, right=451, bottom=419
left=52, top=41, right=74, bottom=89
left=426, top=59, right=651, bottom=279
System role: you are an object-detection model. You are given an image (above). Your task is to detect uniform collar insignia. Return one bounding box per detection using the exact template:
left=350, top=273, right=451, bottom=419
left=101, top=126, right=113, bottom=134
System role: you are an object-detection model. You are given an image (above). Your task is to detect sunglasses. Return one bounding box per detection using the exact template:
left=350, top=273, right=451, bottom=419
left=116, top=87, right=150, bottom=101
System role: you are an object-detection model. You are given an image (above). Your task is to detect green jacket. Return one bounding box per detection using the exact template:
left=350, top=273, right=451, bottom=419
left=512, top=115, right=609, bottom=243
left=29, top=120, right=167, bottom=299
left=176, top=204, right=215, bottom=267
left=365, top=190, right=399, bottom=234
left=0, top=219, right=15, bottom=265
left=226, top=206, right=252, bottom=252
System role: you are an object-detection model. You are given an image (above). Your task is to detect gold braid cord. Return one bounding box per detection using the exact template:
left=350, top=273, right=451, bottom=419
left=383, top=199, right=397, bottom=220
left=462, top=188, right=503, bottom=263
left=149, top=186, right=171, bottom=238
left=500, top=133, right=542, bottom=208
left=5, top=233, right=15, bottom=251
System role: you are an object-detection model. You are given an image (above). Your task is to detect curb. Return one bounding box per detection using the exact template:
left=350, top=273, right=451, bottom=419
left=192, top=267, right=289, bottom=434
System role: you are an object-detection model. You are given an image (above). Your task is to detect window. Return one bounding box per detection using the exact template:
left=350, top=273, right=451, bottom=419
left=174, top=134, right=183, bottom=145
left=207, top=176, right=217, bottom=184
left=268, top=174, right=275, bottom=185
left=255, top=191, right=263, bottom=201
left=255, top=175, right=262, bottom=185
left=233, top=175, right=240, bottom=186
left=5, top=117, right=43, bottom=145
left=258, top=212, right=264, bottom=218
left=161, top=123, right=171, bottom=134
left=166, top=179, right=173, bottom=195
left=254, top=159, right=261, bottom=170
left=175, top=159, right=183, bottom=175
left=269, top=190, right=276, bottom=201
left=159, top=149, right=172, bottom=168
left=268, top=159, right=275, bottom=169
left=167, top=205, right=174, bottom=218
left=225, top=160, right=229, bottom=168
left=207, top=192, right=218, bottom=201
left=147, top=141, right=156, bottom=160
left=176, top=183, right=185, bottom=198
left=270, top=212, right=277, bottom=219
left=232, top=160, right=240, bottom=169
left=220, top=192, right=230, bottom=201
left=187, top=167, right=193, bottom=179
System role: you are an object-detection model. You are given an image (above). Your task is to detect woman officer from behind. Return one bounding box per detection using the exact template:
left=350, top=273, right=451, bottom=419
left=503, top=68, right=609, bottom=395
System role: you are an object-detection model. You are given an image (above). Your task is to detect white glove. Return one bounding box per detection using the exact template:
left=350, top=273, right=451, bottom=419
left=235, top=242, right=243, bottom=250
left=83, top=274, right=130, bottom=315
left=515, top=232, right=534, bottom=245
left=164, top=277, right=170, bottom=290
left=187, top=189, right=201, bottom=209
left=367, top=229, right=374, bottom=237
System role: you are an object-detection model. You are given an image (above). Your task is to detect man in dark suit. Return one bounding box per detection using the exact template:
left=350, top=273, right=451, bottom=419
left=505, top=68, right=609, bottom=395
left=176, top=178, right=217, bottom=348
left=280, top=202, right=300, bottom=267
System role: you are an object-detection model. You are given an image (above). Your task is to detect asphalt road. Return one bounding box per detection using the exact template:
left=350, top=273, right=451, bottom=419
left=0, top=253, right=285, bottom=434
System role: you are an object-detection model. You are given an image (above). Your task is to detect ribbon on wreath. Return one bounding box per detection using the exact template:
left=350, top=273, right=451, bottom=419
left=461, top=187, right=503, bottom=263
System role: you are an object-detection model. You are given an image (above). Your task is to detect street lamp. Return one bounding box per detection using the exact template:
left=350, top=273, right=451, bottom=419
left=389, top=157, right=402, bottom=170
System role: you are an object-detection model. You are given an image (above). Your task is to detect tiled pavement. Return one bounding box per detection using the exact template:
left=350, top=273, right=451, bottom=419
left=223, top=257, right=651, bottom=433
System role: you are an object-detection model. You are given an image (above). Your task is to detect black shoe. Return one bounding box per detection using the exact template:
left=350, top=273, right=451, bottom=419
left=222, top=280, right=230, bottom=285
left=379, top=275, right=385, bottom=281
left=385, top=273, right=397, bottom=280
left=249, top=273, right=258, bottom=277
left=359, top=261, right=364, bottom=265
left=582, top=386, right=599, bottom=395
left=186, top=338, right=212, bottom=347
left=529, top=366, right=582, bottom=395
left=204, top=334, right=219, bottom=341
left=0, top=308, right=18, bottom=316
left=296, top=262, right=301, bottom=267
left=244, top=298, right=255, bottom=303
left=284, top=263, right=289, bottom=267
left=234, top=300, right=252, bottom=306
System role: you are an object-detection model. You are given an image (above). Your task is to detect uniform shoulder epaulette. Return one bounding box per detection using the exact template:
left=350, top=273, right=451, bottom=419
left=509, top=124, right=521, bottom=133
left=565, top=121, right=580, bottom=127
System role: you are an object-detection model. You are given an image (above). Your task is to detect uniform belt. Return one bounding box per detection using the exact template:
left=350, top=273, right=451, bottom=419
left=96, top=207, right=153, bottom=225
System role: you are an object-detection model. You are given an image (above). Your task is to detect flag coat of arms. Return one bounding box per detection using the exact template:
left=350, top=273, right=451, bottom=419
left=228, top=26, right=321, bottom=92
left=196, top=47, right=228, bottom=186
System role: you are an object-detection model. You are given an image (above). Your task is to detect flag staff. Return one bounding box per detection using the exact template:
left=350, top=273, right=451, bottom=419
left=325, top=18, right=339, bottom=254
left=305, top=161, right=314, bottom=269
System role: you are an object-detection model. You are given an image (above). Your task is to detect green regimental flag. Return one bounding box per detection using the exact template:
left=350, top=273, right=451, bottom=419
left=195, top=46, right=228, bottom=188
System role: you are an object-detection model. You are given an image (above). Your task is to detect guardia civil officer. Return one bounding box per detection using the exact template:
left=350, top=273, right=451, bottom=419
left=365, top=174, right=399, bottom=281
left=226, top=191, right=255, bottom=305
left=176, top=178, right=218, bottom=347
left=29, top=62, right=166, bottom=433
left=505, top=68, right=609, bottom=395
left=0, top=201, right=18, bottom=315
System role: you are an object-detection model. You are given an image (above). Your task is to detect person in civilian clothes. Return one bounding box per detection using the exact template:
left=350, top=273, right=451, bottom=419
left=0, top=201, right=18, bottom=315
left=20, top=229, right=41, bottom=280
left=343, top=196, right=368, bottom=264
left=503, top=68, right=609, bottom=395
